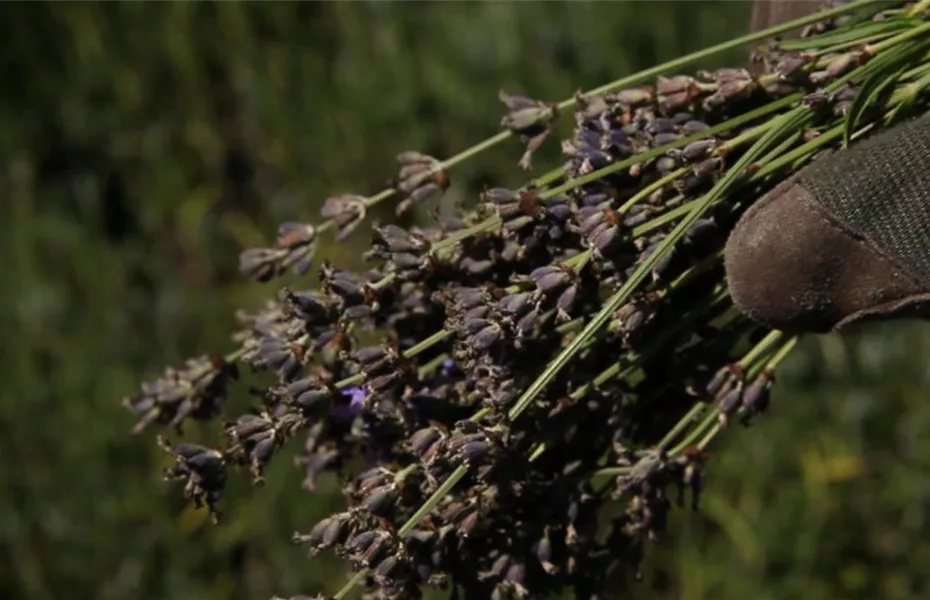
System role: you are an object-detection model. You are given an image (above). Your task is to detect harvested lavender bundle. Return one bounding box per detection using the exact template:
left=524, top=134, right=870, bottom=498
left=121, top=1, right=930, bottom=598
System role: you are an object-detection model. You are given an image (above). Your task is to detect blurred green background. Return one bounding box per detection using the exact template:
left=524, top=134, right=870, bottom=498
left=3, top=2, right=929, bottom=599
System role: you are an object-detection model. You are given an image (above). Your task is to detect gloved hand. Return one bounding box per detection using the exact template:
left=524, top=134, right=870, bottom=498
left=724, top=0, right=930, bottom=334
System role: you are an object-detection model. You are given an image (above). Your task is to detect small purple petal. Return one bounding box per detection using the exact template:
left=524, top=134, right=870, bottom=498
left=348, top=387, right=367, bottom=409
left=329, top=386, right=368, bottom=422
left=441, top=359, right=457, bottom=377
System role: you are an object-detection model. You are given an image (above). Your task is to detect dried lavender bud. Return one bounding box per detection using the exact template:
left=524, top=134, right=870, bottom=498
left=740, top=372, right=774, bottom=421
left=499, top=292, right=536, bottom=319
left=655, top=156, right=679, bottom=173
left=387, top=250, right=419, bottom=273
left=499, top=90, right=557, bottom=170
left=360, top=540, right=395, bottom=572
left=320, top=263, right=372, bottom=310
left=449, top=286, right=488, bottom=312
left=681, top=119, right=710, bottom=136
left=482, top=189, right=547, bottom=234
left=284, top=377, right=331, bottom=410
left=650, top=247, right=676, bottom=282
left=574, top=145, right=615, bottom=176
left=344, top=304, right=377, bottom=322
left=239, top=221, right=322, bottom=282
left=344, top=530, right=378, bottom=555
left=609, top=86, right=655, bottom=108
left=556, top=285, right=578, bottom=321
left=622, top=205, right=659, bottom=228
left=355, top=345, right=389, bottom=369
left=656, top=75, right=701, bottom=112
left=799, top=90, right=831, bottom=117
left=775, top=52, right=814, bottom=83
left=591, top=221, right=621, bottom=257
left=409, top=426, right=443, bottom=456
left=371, top=224, right=430, bottom=256
left=461, top=256, right=495, bottom=277
left=362, top=484, right=397, bottom=517
left=716, top=382, right=744, bottom=416
left=395, top=151, right=450, bottom=215
left=705, top=69, right=759, bottom=112
left=246, top=335, right=306, bottom=382
left=277, top=222, right=319, bottom=275
left=577, top=205, right=608, bottom=234
left=601, top=127, right=632, bottom=157
left=158, top=436, right=226, bottom=522
left=123, top=355, right=236, bottom=433
left=224, top=413, right=271, bottom=445
left=653, top=131, right=681, bottom=147
left=499, top=90, right=557, bottom=136
left=611, top=305, right=645, bottom=341
left=680, top=139, right=717, bottom=163
left=531, top=265, right=573, bottom=296
left=705, top=365, right=736, bottom=397
left=832, top=84, right=858, bottom=116
left=463, top=319, right=494, bottom=335
left=699, top=67, right=751, bottom=84
left=373, top=555, right=404, bottom=583
left=464, top=304, right=491, bottom=324
left=321, top=194, right=368, bottom=242
left=473, top=323, right=503, bottom=351
left=824, top=50, right=867, bottom=79
left=283, top=288, right=335, bottom=326
left=574, top=90, right=611, bottom=119
left=646, top=117, right=676, bottom=135
left=543, top=194, right=572, bottom=222
left=316, top=514, right=351, bottom=549
left=483, top=186, right=517, bottom=207
left=683, top=218, right=719, bottom=252
left=536, top=531, right=558, bottom=574
left=239, top=247, right=285, bottom=282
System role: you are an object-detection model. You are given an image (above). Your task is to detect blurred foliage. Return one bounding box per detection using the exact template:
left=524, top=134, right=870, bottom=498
left=4, top=2, right=930, bottom=600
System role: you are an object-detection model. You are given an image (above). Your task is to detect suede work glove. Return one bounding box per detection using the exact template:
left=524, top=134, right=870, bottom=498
left=724, top=114, right=930, bottom=333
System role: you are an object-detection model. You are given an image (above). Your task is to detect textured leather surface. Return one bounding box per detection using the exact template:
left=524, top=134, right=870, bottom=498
left=802, top=115, right=930, bottom=286
left=725, top=164, right=930, bottom=333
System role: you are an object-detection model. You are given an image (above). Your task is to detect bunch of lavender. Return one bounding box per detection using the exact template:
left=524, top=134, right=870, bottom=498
left=122, top=1, right=930, bottom=598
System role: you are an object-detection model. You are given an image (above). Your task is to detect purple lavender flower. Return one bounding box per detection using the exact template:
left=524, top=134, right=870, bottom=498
left=329, top=386, right=368, bottom=422
left=440, top=358, right=457, bottom=377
